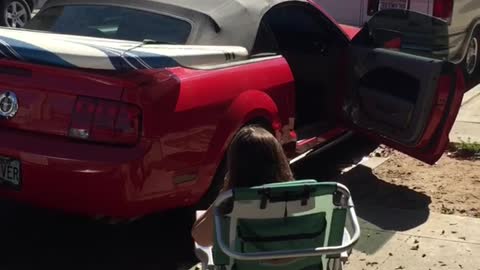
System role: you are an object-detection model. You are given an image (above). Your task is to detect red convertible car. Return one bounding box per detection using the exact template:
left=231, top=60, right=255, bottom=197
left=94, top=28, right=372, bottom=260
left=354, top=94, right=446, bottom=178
left=0, top=0, right=465, bottom=219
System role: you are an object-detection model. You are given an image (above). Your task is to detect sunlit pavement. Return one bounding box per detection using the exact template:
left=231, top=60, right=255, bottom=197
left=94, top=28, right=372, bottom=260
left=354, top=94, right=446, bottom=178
left=450, top=84, right=480, bottom=143
left=335, top=161, right=480, bottom=270
left=347, top=207, right=480, bottom=270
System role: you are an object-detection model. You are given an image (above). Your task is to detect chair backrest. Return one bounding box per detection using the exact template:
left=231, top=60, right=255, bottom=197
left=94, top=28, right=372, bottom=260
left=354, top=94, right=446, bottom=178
left=212, top=180, right=352, bottom=270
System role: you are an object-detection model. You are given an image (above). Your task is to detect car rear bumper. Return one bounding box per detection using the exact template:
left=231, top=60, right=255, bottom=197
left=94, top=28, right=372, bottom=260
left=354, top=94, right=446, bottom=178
left=0, top=128, right=174, bottom=219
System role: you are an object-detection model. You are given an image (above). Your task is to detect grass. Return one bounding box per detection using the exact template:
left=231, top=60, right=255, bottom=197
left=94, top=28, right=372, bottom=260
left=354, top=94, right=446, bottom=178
left=449, top=138, right=480, bottom=158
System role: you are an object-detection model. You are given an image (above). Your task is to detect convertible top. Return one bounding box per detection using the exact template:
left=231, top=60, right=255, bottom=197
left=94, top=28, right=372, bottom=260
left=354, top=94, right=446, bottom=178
left=0, top=0, right=319, bottom=71
left=42, top=0, right=309, bottom=52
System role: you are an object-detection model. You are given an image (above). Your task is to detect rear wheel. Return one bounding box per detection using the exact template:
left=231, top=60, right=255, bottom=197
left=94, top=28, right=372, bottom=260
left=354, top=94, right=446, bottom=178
left=0, top=0, right=31, bottom=28
left=194, top=121, right=273, bottom=210
left=194, top=157, right=227, bottom=210
left=462, top=29, right=480, bottom=90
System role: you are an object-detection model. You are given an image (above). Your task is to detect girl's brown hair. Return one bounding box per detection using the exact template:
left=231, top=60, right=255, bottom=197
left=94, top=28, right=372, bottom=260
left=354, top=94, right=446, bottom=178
left=225, top=125, right=294, bottom=189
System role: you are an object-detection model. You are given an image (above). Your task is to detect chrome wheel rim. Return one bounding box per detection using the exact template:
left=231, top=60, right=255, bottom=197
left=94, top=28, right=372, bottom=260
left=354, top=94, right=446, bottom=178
left=4, top=1, right=28, bottom=28
left=466, top=37, right=479, bottom=75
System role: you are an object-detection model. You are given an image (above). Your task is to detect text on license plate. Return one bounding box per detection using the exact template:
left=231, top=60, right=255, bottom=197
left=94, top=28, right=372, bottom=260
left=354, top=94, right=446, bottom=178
left=379, top=0, right=408, bottom=10
left=0, top=156, right=21, bottom=187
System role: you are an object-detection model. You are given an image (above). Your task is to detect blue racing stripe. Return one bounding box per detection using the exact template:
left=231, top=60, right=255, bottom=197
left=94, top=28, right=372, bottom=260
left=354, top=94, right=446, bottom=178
left=104, top=46, right=153, bottom=69
left=131, top=50, right=179, bottom=69
left=0, top=34, right=181, bottom=70
left=0, top=41, right=19, bottom=60
left=100, top=48, right=137, bottom=70
left=73, top=41, right=137, bottom=71
left=0, top=36, right=76, bottom=68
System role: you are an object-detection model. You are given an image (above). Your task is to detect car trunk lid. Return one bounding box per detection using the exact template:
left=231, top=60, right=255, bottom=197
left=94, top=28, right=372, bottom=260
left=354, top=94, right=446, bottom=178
left=0, top=58, right=146, bottom=140
left=0, top=27, right=249, bottom=71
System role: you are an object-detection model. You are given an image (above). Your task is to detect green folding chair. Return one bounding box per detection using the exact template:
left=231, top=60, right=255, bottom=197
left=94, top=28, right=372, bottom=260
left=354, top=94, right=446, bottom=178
left=193, top=180, right=361, bottom=270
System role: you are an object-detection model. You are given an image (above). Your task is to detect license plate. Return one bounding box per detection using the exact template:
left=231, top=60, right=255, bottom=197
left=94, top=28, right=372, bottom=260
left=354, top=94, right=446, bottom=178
left=0, top=156, right=21, bottom=188
left=379, top=0, right=408, bottom=11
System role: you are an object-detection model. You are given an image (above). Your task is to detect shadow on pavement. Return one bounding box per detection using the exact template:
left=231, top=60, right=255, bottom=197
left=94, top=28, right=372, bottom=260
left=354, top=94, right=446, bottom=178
left=337, top=164, right=432, bottom=231
left=293, top=135, right=432, bottom=254
left=293, top=135, right=432, bottom=230
left=336, top=164, right=432, bottom=254
left=0, top=203, right=198, bottom=270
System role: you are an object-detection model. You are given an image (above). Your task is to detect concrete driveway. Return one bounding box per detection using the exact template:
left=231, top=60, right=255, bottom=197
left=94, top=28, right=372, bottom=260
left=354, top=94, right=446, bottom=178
left=349, top=208, right=480, bottom=270
left=337, top=162, right=480, bottom=270
left=450, top=85, right=480, bottom=143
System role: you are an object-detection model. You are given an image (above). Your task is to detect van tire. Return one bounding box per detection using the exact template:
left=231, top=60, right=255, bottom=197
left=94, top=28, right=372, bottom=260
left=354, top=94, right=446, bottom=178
left=462, top=28, right=480, bottom=90
left=0, top=0, right=31, bottom=28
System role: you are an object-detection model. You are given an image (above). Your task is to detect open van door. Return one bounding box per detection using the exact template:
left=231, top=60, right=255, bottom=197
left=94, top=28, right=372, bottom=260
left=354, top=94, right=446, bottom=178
left=344, top=10, right=465, bottom=164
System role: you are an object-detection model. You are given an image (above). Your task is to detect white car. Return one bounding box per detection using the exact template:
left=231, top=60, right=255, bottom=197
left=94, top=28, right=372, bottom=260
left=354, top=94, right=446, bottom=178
left=315, top=0, right=480, bottom=88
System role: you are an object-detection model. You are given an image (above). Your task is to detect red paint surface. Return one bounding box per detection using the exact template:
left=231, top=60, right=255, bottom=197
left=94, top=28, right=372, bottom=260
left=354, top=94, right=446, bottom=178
left=355, top=67, right=465, bottom=165
left=338, top=24, right=361, bottom=40
left=0, top=57, right=300, bottom=218
left=307, top=0, right=360, bottom=40
left=383, top=37, right=402, bottom=49
left=0, top=3, right=463, bottom=218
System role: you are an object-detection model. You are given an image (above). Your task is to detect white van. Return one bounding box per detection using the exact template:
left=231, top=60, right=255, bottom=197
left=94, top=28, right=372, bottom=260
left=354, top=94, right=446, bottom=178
left=315, top=0, right=480, bottom=87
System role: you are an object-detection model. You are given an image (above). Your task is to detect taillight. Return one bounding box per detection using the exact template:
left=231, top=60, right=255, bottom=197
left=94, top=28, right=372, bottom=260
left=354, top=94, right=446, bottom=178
left=69, top=97, right=141, bottom=145
left=433, top=0, right=453, bottom=21
left=367, top=0, right=380, bottom=16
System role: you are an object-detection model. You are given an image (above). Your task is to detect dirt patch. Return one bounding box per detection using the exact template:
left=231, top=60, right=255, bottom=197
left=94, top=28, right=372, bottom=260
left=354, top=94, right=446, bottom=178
left=373, top=151, right=480, bottom=218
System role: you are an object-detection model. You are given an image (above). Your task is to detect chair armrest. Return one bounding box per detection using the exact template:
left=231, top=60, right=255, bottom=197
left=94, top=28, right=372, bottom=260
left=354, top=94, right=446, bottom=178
left=194, top=244, right=214, bottom=269
left=196, top=210, right=207, bottom=219
left=341, top=228, right=352, bottom=262
left=194, top=211, right=214, bottom=268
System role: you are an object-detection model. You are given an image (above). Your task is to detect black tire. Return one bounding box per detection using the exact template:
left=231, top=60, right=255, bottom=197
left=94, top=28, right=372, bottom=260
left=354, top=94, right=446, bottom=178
left=0, top=0, right=31, bottom=28
left=462, top=28, right=480, bottom=90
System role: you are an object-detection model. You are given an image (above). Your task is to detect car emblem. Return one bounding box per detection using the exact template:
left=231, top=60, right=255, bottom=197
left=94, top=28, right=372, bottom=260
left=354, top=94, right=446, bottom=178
left=0, top=91, right=18, bottom=119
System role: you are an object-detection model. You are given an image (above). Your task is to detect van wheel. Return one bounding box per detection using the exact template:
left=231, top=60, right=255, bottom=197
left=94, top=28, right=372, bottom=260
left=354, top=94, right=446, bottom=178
left=0, top=0, right=31, bottom=28
left=463, top=29, right=480, bottom=89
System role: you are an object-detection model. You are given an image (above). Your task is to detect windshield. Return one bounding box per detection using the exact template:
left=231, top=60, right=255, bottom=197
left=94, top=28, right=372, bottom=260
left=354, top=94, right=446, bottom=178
left=25, top=5, right=192, bottom=44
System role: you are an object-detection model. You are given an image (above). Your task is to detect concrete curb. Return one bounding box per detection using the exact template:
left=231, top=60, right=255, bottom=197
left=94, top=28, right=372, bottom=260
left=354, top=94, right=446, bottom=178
left=461, top=86, right=480, bottom=106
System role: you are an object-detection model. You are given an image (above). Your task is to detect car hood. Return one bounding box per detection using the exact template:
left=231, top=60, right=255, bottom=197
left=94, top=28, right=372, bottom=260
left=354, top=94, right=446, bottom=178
left=0, top=27, right=249, bottom=71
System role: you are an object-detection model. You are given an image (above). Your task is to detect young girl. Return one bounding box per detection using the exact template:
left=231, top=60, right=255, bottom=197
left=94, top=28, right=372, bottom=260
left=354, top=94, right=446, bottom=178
left=191, top=125, right=294, bottom=247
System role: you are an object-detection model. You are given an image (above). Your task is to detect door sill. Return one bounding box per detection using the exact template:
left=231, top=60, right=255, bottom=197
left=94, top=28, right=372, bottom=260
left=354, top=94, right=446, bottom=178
left=295, top=121, right=334, bottom=141
left=289, top=130, right=354, bottom=165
